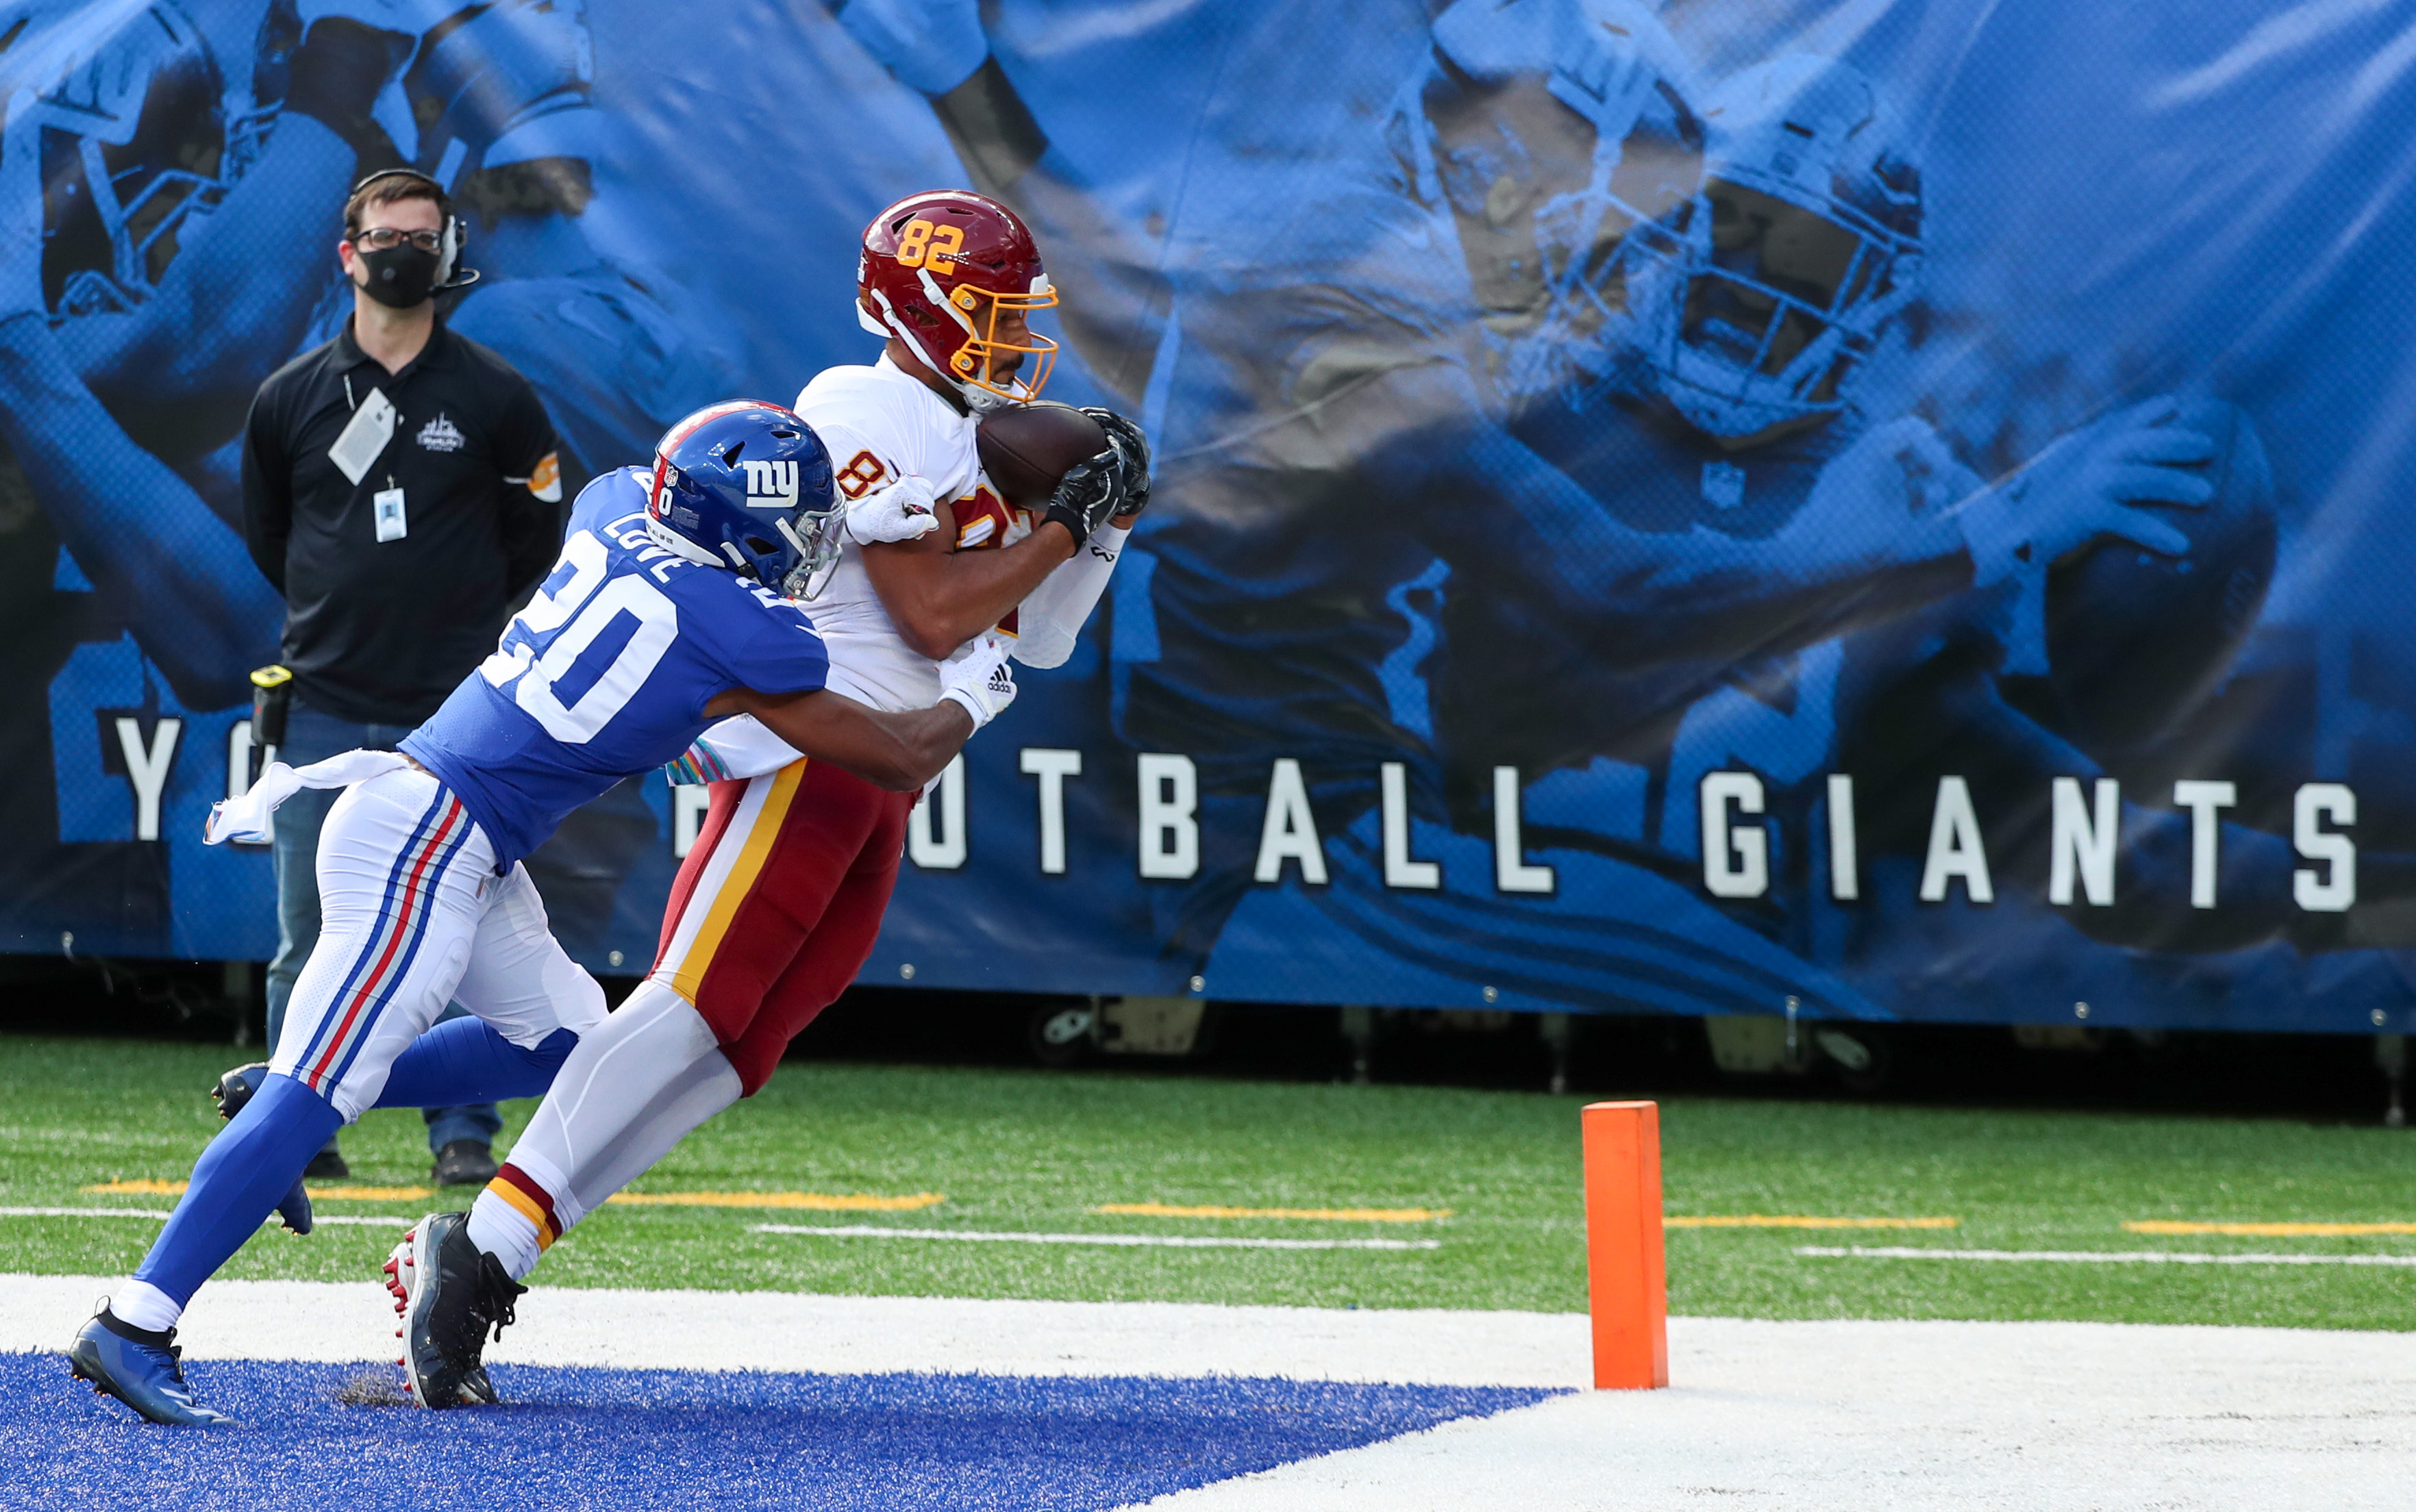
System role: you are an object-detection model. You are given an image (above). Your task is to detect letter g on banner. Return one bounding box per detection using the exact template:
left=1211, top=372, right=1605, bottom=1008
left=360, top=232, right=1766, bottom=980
left=1700, top=772, right=1769, bottom=899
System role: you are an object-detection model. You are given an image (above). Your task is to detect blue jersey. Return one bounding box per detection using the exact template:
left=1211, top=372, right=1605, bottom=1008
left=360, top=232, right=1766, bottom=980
left=403, top=468, right=830, bottom=868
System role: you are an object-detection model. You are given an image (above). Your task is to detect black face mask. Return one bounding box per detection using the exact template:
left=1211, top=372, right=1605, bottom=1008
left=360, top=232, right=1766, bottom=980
left=357, top=243, right=441, bottom=309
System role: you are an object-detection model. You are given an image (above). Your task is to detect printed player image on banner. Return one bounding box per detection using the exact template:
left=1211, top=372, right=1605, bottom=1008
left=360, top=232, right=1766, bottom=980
left=5, top=0, right=2415, bottom=1035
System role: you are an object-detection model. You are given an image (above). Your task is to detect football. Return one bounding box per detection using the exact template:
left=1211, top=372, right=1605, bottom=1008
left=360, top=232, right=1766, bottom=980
left=975, top=401, right=1108, bottom=513
left=2043, top=397, right=2279, bottom=748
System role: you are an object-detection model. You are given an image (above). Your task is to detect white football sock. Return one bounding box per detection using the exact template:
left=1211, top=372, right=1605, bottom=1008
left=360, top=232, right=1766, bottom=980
left=110, top=1278, right=182, bottom=1333
left=465, top=1189, right=545, bottom=1282
left=477, top=979, right=741, bottom=1279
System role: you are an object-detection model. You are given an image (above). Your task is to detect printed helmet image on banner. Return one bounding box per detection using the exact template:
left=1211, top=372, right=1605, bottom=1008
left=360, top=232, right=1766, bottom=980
left=1403, top=0, right=1704, bottom=383
left=401, top=0, right=596, bottom=178
left=1634, top=55, right=1923, bottom=441
left=856, top=189, right=1057, bottom=412
left=16, top=0, right=276, bottom=317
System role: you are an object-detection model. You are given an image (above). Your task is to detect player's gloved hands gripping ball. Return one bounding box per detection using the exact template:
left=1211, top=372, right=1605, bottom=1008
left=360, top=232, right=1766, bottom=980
left=1041, top=444, right=1131, bottom=542
left=1082, top=408, right=1154, bottom=518
left=844, top=473, right=941, bottom=546
left=938, top=634, right=1019, bottom=732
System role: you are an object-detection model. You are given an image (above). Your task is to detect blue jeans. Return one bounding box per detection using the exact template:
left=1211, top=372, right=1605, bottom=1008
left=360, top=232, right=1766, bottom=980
left=264, top=698, right=501, bottom=1155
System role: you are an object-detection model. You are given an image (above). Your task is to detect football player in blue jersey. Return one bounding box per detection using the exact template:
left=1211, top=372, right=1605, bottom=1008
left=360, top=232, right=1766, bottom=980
left=66, top=401, right=1017, bottom=1425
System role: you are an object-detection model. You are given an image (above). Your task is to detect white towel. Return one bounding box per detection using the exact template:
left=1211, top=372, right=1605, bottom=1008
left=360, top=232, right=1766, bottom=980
left=204, top=749, right=412, bottom=845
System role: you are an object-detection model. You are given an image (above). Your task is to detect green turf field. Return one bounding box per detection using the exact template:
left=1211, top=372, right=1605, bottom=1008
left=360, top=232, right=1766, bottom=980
left=1, top=1033, right=2409, bottom=1330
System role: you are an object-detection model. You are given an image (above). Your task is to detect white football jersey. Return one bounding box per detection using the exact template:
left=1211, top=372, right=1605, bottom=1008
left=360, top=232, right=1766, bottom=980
left=793, top=356, right=1034, bottom=711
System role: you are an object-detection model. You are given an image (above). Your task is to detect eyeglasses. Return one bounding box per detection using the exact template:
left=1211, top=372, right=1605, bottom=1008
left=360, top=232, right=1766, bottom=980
left=352, top=227, right=443, bottom=253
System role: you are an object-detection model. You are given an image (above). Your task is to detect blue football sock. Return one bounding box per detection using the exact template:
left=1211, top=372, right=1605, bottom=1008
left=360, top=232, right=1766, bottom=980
left=134, top=1071, right=344, bottom=1308
left=371, top=1020, right=580, bottom=1110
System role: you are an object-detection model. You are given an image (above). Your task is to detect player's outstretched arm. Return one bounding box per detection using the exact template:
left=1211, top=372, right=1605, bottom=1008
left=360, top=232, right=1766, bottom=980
left=704, top=637, right=1019, bottom=792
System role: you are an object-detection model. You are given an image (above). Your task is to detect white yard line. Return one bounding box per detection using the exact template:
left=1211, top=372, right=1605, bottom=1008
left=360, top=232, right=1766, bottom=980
left=0, top=1207, right=1428, bottom=1245
left=0, top=1206, right=410, bottom=1228
left=751, top=1224, right=1440, bottom=1251
left=1799, top=1244, right=2416, bottom=1266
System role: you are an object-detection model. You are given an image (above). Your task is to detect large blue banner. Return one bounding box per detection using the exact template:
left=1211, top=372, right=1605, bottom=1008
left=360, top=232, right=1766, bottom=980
left=6, top=0, right=2415, bottom=1033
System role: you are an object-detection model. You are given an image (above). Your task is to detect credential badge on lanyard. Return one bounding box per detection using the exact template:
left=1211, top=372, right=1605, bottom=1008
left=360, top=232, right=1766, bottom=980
left=329, top=379, right=398, bottom=486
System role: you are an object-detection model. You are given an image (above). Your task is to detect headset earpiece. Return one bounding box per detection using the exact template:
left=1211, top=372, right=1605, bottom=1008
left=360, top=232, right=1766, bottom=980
left=434, top=214, right=480, bottom=292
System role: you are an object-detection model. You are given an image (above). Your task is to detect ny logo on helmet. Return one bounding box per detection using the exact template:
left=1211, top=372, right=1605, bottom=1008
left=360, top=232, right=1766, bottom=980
left=741, top=459, right=800, bottom=509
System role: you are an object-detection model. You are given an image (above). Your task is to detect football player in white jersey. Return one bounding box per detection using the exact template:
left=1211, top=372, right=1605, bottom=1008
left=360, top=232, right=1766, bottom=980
left=401, top=190, right=1146, bottom=1405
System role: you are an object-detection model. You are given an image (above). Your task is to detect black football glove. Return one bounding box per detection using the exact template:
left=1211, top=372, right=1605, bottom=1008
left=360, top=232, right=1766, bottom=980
left=1042, top=447, right=1128, bottom=542
left=1081, top=407, right=1153, bottom=519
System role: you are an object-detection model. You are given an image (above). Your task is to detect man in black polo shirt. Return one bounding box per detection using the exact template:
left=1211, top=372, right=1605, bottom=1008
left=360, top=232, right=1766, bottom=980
left=240, top=169, right=562, bottom=1185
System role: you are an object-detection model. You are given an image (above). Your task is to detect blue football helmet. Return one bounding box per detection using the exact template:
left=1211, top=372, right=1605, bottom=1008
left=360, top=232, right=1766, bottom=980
left=643, top=401, right=841, bottom=596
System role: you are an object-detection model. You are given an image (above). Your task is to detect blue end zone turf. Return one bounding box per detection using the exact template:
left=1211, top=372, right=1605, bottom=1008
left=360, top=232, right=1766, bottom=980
left=6, top=1352, right=1558, bottom=1510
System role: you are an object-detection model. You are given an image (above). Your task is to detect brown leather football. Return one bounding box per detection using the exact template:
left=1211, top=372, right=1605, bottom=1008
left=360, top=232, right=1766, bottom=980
left=975, top=401, right=1107, bottom=513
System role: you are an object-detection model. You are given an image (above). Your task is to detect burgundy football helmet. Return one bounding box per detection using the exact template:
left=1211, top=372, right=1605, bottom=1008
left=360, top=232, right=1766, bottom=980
left=856, top=190, right=1058, bottom=410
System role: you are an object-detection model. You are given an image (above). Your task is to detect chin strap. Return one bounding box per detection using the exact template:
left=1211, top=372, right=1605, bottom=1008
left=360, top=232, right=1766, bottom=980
left=858, top=290, right=999, bottom=410
left=643, top=514, right=725, bottom=568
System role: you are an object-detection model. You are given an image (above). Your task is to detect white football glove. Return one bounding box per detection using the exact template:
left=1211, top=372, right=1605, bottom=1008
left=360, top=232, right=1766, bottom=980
left=937, top=634, right=1018, bottom=731
left=845, top=473, right=941, bottom=546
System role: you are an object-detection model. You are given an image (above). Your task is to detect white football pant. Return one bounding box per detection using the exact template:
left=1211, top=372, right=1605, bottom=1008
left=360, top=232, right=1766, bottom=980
left=268, top=765, right=605, bottom=1121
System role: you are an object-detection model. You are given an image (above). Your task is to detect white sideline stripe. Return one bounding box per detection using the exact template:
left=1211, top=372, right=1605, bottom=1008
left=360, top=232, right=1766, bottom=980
left=0, top=1274, right=1584, bottom=1387
left=288, top=1215, right=415, bottom=1228
left=0, top=1205, right=410, bottom=1228
left=751, top=1224, right=1441, bottom=1251
left=1129, top=1317, right=2416, bottom=1512
left=1798, top=1244, right=2416, bottom=1268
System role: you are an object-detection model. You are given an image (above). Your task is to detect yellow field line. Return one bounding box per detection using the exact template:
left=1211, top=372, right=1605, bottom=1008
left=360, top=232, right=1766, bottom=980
left=83, top=1181, right=941, bottom=1212
left=606, top=1191, right=945, bottom=1212
left=1095, top=1202, right=1450, bottom=1224
left=1666, top=1215, right=1961, bottom=1230
left=2126, top=1220, right=2416, bottom=1237
left=84, top=1181, right=432, bottom=1201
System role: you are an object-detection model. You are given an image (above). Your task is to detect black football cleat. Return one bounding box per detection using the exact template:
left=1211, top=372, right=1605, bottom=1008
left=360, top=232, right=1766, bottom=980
left=386, top=1212, right=523, bottom=1409
left=207, top=1063, right=313, bottom=1234
left=209, top=1062, right=269, bottom=1121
